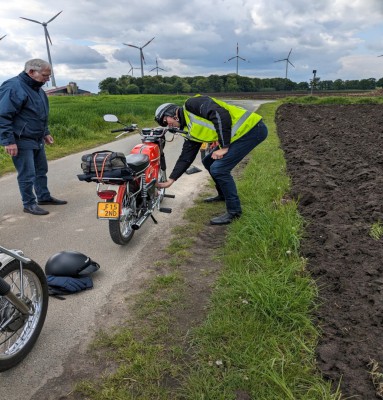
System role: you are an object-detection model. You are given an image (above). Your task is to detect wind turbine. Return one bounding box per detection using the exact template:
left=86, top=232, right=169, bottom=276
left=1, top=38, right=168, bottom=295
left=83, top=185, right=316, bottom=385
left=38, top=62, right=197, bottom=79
left=20, top=11, right=62, bottom=87
left=127, top=60, right=134, bottom=76
left=123, top=37, right=155, bottom=78
left=149, top=58, right=166, bottom=75
left=274, top=48, right=295, bottom=80
left=127, top=60, right=140, bottom=77
left=224, top=43, right=248, bottom=75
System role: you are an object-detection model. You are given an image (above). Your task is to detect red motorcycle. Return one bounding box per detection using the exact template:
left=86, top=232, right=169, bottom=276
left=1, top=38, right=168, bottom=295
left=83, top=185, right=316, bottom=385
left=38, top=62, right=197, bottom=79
left=78, top=115, right=185, bottom=245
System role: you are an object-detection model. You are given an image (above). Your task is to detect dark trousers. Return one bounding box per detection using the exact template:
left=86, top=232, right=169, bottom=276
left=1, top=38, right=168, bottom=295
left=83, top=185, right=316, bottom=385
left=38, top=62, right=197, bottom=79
left=12, top=146, right=51, bottom=207
left=202, top=120, right=268, bottom=214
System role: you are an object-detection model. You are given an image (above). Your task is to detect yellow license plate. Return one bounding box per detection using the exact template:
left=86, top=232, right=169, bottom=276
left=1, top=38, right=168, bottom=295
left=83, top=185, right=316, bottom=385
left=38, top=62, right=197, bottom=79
left=97, top=202, right=120, bottom=219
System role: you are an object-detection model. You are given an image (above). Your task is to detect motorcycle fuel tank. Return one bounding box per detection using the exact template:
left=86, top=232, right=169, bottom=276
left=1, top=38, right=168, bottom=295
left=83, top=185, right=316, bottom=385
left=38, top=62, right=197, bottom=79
left=130, top=143, right=160, bottom=183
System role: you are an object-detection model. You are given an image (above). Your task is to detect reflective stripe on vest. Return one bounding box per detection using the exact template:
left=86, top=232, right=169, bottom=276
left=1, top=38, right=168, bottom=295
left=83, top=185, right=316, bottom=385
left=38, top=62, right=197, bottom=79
left=183, top=97, right=262, bottom=143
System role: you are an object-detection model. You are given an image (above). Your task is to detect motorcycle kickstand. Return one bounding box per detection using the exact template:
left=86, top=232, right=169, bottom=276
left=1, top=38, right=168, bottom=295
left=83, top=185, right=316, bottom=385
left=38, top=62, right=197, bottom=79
left=151, top=214, right=158, bottom=224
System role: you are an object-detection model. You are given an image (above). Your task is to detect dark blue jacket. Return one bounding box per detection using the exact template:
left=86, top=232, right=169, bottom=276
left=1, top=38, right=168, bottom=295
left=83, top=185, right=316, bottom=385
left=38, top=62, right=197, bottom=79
left=0, top=72, right=50, bottom=149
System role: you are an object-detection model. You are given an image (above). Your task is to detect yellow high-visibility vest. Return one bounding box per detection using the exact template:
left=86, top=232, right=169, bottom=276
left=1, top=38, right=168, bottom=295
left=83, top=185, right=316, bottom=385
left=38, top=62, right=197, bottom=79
left=182, top=95, right=262, bottom=143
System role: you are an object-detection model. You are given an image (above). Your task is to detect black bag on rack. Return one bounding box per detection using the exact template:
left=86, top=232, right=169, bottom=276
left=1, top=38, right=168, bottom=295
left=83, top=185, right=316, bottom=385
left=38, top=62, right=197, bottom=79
left=81, top=150, right=127, bottom=175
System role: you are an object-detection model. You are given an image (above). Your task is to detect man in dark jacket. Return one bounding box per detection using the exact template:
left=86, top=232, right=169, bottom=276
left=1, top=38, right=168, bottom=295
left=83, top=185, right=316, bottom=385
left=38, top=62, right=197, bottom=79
left=0, top=59, right=67, bottom=215
left=154, top=95, right=268, bottom=225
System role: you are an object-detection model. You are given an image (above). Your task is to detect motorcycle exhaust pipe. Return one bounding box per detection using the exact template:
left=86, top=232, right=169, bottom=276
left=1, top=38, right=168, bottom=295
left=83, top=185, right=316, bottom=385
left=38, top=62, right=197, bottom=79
left=132, top=210, right=152, bottom=230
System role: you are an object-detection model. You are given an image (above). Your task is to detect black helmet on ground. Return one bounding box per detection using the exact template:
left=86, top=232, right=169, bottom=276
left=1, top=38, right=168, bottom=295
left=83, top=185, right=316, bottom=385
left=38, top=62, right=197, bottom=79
left=45, top=251, right=100, bottom=277
left=154, top=103, right=179, bottom=127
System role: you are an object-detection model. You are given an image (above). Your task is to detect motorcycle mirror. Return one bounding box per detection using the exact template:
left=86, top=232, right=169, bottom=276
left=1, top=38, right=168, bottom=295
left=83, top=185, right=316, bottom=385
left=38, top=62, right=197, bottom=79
left=103, top=114, right=119, bottom=123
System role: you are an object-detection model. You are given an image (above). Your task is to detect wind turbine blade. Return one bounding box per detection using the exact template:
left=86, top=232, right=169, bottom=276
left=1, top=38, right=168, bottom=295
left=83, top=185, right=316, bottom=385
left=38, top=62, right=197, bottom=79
left=236, top=43, right=239, bottom=55
left=287, top=48, right=292, bottom=58
left=274, top=58, right=285, bottom=63
left=47, top=10, right=63, bottom=24
left=20, top=17, right=42, bottom=24
left=44, top=26, right=53, bottom=45
left=288, top=60, right=295, bottom=68
left=227, top=56, right=236, bottom=61
left=128, top=60, right=133, bottom=68
left=142, top=37, right=155, bottom=48
left=238, top=56, right=247, bottom=61
left=378, top=55, right=383, bottom=57
left=0, top=34, right=6, bottom=40
left=124, top=43, right=139, bottom=49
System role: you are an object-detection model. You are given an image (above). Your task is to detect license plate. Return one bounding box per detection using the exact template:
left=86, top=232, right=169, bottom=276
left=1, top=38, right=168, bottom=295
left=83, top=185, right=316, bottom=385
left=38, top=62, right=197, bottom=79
left=97, top=202, right=120, bottom=219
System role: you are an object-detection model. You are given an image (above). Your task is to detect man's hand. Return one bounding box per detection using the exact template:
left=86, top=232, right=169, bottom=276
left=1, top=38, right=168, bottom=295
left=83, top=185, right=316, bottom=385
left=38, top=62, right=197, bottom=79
left=156, top=178, right=175, bottom=189
left=211, top=147, right=229, bottom=160
left=5, top=143, right=18, bottom=157
left=44, top=135, right=54, bottom=145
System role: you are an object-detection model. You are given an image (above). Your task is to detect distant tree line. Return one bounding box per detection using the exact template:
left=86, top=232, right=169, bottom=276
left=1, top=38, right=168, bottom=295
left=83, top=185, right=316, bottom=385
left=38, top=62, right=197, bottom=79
left=98, top=74, right=383, bottom=95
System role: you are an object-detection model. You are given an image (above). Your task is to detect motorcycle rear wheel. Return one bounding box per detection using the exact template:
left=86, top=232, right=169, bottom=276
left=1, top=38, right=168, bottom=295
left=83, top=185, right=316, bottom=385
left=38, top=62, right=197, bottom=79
left=109, top=185, right=136, bottom=245
left=0, top=260, right=48, bottom=372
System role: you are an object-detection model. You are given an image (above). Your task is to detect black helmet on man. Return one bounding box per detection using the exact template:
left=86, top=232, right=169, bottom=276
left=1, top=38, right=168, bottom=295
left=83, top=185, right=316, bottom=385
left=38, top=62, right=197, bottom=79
left=45, top=251, right=100, bottom=277
left=154, top=103, right=178, bottom=127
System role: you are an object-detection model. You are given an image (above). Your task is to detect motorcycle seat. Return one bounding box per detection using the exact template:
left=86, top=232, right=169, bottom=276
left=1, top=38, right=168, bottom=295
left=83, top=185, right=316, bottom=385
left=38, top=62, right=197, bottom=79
left=125, top=153, right=150, bottom=174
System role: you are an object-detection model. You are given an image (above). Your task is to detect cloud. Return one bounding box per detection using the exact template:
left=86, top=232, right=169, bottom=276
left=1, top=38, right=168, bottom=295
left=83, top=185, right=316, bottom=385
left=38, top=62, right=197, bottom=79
left=53, top=44, right=107, bottom=68
left=0, top=0, right=382, bottom=93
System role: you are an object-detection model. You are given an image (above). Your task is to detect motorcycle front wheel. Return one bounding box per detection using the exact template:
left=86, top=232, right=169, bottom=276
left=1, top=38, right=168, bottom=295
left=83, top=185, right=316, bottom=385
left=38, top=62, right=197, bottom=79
left=109, top=184, right=136, bottom=245
left=0, top=260, right=48, bottom=372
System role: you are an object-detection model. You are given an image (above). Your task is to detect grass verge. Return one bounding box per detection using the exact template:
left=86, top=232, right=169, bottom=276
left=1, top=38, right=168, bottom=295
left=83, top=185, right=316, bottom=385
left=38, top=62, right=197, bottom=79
left=72, top=101, right=343, bottom=400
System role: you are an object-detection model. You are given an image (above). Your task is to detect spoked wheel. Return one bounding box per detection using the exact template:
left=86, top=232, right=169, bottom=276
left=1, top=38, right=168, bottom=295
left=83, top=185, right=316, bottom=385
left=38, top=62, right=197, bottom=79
left=0, top=260, right=48, bottom=372
left=109, top=185, right=136, bottom=245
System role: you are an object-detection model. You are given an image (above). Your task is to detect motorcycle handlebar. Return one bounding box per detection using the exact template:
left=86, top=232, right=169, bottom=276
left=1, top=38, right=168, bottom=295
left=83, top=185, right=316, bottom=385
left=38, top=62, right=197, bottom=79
left=110, top=126, right=137, bottom=133
left=167, top=127, right=188, bottom=134
left=110, top=124, right=187, bottom=137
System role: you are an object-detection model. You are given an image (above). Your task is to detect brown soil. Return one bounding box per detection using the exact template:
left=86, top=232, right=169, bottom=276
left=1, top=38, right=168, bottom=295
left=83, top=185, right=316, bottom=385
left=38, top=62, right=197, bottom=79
left=276, top=104, right=383, bottom=399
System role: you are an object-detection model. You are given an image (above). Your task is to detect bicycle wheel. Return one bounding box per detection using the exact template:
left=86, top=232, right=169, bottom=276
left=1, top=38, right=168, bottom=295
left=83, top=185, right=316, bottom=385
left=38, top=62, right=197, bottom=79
left=109, top=184, right=136, bottom=245
left=0, top=259, right=48, bottom=372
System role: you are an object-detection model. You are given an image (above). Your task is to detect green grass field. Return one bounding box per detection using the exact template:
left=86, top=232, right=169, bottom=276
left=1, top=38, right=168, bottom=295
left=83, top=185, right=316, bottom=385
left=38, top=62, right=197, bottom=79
left=0, top=94, right=188, bottom=175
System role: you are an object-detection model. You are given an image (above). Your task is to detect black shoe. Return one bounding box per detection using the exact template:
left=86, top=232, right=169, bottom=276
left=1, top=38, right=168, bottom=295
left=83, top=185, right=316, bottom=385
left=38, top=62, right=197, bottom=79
left=210, top=212, right=241, bottom=225
left=186, top=166, right=202, bottom=175
left=23, top=204, right=49, bottom=215
left=38, top=197, right=67, bottom=205
left=203, top=195, right=225, bottom=203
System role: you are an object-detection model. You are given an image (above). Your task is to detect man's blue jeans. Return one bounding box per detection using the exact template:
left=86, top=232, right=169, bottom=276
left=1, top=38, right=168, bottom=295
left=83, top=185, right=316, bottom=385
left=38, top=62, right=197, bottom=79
left=12, top=146, right=51, bottom=207
left=202, top=120, right=268, bottom=215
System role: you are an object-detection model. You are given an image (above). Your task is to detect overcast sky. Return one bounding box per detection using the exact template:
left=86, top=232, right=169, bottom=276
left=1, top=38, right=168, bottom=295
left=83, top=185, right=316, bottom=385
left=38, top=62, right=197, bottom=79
left=1, top=0, right=383, bottom=93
